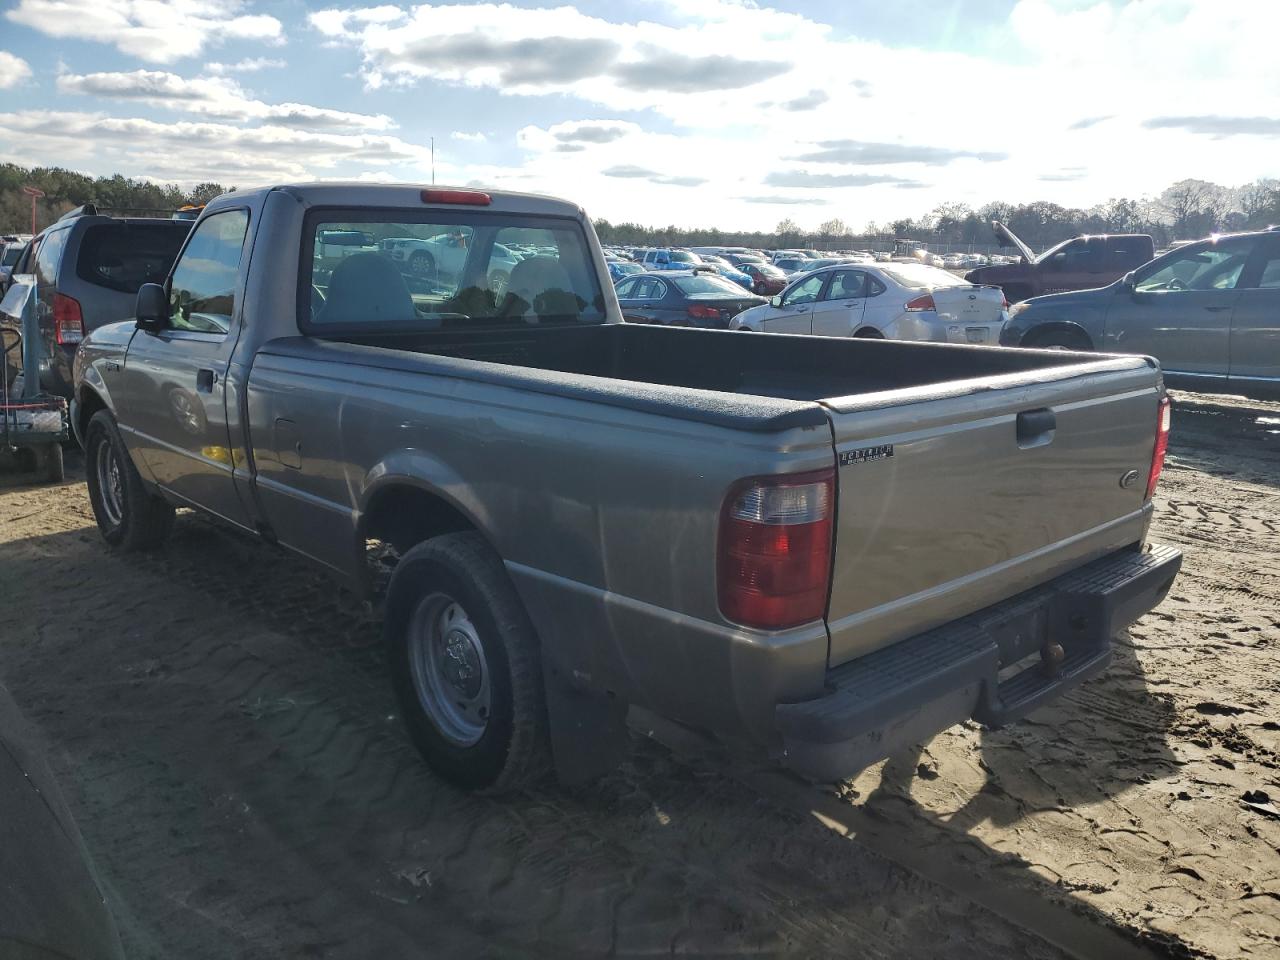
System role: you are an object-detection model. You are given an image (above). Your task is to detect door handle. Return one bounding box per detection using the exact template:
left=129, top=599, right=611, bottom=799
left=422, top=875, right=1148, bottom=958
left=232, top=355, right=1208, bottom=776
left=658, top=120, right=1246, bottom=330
left=196, top=368, right=217, bottom=392
left=1016, top=408, right=1056, bottom=448
left=1204, top=305, right=1232, bottom=312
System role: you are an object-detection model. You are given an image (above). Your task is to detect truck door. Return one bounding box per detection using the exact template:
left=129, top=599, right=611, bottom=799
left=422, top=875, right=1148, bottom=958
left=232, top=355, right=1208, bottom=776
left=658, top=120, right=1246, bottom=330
left=1228, top=234, right=1280, bottom=388
left=810, top=269, right=867, bottom=336
left=1038, top=237, right=1103, bottom=294
left=1104, top=236, right=1255, bottom=377
left=116, top=208, right=253, bottom=529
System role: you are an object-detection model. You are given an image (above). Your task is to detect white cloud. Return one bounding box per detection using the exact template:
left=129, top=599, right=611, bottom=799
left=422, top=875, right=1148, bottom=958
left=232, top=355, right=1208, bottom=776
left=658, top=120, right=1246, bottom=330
left=0, top=110, right=437, bottom=185
left=57, top=69, right=394, bottom=131
left=207, top=57, right=286, bottom=74
left=0, top=51, right=33, bottom=89
left=5, top=0, right=284, bottom=64
left=450, top=130, right=487, bottom=142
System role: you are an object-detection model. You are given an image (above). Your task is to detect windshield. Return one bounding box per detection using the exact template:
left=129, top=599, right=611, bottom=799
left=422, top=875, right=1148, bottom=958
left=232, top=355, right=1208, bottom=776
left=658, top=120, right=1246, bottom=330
left=881, top=263, right=968, bottom=288
left=672, top=274, right=748, bottom=296
left=1031, top=237, right=1073, bottom=264
left=304, top=212, right=606, bottom=331
left=668, top=250, right=699, bottom=264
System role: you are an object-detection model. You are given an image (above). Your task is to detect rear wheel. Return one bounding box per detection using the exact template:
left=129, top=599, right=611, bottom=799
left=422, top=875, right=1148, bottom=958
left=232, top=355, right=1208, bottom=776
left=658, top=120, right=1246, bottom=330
left=409, top=250, right=435, bottom=278
left=853, top=327, right=884, bottom=339
left=384, top=532, right=551, bottom=792
left=84, top=410, right=174, bottom=550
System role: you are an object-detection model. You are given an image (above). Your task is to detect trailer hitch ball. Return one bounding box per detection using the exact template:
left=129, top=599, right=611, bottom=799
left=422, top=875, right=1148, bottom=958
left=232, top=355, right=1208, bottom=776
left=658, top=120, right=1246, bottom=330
left=1040, top=641, right=1066, bottom=676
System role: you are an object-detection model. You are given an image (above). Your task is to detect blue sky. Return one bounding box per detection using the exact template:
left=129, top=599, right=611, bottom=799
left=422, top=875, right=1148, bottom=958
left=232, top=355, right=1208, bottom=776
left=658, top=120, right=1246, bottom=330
left=1, top=0, right=1276, bottom=230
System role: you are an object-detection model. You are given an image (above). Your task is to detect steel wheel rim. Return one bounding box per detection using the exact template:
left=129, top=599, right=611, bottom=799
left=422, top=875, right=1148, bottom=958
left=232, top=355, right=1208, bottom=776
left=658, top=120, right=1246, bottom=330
left=96, top=439, right=125, bottom=527
left=408, top=593, right=491, bottom=747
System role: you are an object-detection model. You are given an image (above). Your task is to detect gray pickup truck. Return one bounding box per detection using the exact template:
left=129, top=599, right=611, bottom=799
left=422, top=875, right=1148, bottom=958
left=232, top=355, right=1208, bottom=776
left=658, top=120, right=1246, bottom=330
left=72, top=183, right=1181, bottom=792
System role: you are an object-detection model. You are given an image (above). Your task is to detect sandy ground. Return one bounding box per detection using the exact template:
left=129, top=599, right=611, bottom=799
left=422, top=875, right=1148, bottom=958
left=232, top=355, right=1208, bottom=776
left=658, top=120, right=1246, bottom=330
left=0, top=389, right=1275, bottom=959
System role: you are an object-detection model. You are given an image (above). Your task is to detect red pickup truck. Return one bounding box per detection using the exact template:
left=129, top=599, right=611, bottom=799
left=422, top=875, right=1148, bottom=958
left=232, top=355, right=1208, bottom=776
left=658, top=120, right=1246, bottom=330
left=965, top=222, right=1155, bottom=304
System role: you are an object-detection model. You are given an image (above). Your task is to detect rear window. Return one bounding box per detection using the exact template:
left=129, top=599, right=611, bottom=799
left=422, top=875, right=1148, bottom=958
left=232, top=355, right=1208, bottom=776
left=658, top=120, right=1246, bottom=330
left=672, top=274, right=747, bottom=296
left=303, top=210, right=606, bottom=331
left=881, top=264, right=967, bottom=288
left=1, top=244, right=23, bottom=267
left=75, top=222, right=191, bottom=293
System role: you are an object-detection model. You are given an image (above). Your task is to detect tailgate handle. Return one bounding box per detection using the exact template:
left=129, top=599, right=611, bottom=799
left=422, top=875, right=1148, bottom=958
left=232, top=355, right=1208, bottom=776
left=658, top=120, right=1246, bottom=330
left=1016, top=408, right=1056, bottom=448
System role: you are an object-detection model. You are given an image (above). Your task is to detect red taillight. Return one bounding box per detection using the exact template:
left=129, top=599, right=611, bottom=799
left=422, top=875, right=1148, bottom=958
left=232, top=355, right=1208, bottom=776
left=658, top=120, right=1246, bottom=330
left=718, top=469, right=835, bottom=630
left=53, top=293, right=84, bottom=344
left=1001, top=292, right=1010, bottom=309
left=905, top=294, right=936, bottom=312
left=687, top=304, right=720, bottom=319
left=420, top=188, right=491, bottom=206
left=1145, top=396, right=1171, bottom=500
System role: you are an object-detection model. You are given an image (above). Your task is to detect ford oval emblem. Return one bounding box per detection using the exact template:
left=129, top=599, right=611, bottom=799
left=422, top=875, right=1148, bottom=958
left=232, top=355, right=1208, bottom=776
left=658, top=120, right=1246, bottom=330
left=968, top=294, right=976, bottom=300
left=1120, top=469, right=1140, bottom=489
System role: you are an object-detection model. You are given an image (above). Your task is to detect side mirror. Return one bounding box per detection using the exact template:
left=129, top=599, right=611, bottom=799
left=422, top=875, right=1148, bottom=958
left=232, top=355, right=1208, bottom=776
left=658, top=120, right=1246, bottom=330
left=135, top=282, right=169, bottom=332
left=1121, top=271, right=1137, bottom=293
left=770, top=295, right=782, bottom=308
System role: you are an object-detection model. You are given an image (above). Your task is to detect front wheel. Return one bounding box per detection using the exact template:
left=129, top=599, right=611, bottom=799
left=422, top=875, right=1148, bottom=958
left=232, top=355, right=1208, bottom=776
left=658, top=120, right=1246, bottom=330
left=84, top=410, right=174, bottom=550
left=384, top=532, right=551, bottom=792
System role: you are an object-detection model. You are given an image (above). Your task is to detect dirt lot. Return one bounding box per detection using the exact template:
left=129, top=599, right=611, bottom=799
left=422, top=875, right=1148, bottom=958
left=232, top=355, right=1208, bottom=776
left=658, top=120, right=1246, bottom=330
left=0, top=390, right=1276, bottom=959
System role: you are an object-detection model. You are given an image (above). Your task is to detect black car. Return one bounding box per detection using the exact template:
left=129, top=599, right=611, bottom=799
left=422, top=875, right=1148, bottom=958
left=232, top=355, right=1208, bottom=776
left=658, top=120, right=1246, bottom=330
left=614, top=270, right=766, bottom=328
left=1, top=205, right=191, bottom=399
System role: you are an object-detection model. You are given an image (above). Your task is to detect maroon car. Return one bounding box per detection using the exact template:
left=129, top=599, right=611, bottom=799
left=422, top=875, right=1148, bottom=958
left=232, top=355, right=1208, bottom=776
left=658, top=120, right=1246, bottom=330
left=738, top=262, right=788, bottom=295
left=965, top=221, right=1154, bottom=304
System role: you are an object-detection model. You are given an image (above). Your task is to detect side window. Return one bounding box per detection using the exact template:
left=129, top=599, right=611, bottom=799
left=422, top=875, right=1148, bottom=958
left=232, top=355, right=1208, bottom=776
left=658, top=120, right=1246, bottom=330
left=615, top=278, right=638, bottom=298
left=34, top=229, right=68, bottom=287
left=647, top=279, right=668, bottom=299
left=781, top=273, right=826, bottom=306
left=167, top=209, right=250, bottom=334
left=1135, top=239, right=1255, bottom=293
left=823, top=270, right=867, bottom=300
left=1250, top=241, right=1280, bottom=289
left=867, top=276, right=886, bottom=296
left=1047, top=239, right=1098, bottom=272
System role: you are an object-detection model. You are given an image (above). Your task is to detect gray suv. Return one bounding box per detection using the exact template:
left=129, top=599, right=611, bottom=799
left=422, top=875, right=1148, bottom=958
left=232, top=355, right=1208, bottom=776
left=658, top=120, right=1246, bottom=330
left=1001, top=229, right=1280, bottom=398
left=1, top=206, right=190, bottom=398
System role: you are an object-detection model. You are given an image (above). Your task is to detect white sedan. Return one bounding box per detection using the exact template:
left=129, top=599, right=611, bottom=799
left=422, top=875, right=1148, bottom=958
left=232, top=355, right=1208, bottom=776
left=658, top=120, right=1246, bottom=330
left=730, top=262, right=1008, bottom=344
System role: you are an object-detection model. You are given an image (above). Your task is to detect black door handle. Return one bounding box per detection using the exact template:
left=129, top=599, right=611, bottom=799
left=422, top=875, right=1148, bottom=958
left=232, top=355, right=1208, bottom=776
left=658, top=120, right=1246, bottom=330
left=196, top=368, right=217, bottom=392
left=1017, top=408, right=1056, bottom=448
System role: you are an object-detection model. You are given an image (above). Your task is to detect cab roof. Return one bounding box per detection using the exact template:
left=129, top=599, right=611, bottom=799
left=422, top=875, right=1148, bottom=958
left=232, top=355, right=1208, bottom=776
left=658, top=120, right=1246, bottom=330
left=205, top=182, right=586, bottom=220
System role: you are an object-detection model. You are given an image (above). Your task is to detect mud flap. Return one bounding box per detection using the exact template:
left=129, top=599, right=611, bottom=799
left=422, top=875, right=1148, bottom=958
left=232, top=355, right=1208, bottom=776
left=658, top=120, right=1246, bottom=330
left=542, top=657, right=630, bottom=786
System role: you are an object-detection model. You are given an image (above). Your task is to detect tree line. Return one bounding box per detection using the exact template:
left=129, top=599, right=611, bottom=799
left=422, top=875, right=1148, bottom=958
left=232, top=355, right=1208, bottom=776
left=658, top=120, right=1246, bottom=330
left=3, top=164, right=1277, bottom=257
left=595, top=178, right=1280, bottom=253
left=0, top=164, right=227, bottom=235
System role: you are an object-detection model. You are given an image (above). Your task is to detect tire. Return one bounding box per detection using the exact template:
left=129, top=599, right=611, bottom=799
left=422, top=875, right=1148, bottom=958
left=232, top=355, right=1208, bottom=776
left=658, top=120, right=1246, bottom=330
left=1024, top=328, right=1092, bottom=351
left=409, top=250, right=435, bottom=278
left=853, top=327, right=884, bottom=339
left=384, top=532, right=551, bottom=792
left=84, top=410, right=174, bottom=550
left=40, top=443, right=64, bottom=484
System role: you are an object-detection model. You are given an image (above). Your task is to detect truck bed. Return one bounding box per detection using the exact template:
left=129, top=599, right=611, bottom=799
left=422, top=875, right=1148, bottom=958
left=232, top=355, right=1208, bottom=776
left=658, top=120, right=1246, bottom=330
left=315, top=322, right=1144, bottom=411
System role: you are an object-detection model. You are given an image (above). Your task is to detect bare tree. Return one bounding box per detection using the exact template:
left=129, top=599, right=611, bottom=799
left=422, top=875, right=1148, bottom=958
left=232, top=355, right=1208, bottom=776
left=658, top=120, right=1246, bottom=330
left=816, top=217, right=851, bottom=238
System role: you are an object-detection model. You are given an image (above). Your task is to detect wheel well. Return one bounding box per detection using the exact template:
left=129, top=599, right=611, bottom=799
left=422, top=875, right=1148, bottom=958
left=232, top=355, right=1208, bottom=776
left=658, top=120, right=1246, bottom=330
left=77, top=387, right=108, bottom=440
left=361, top=484, right=476, bottom=557
left=1022, top=323, right=1094, bottom=350
left=853, top=326, right=884, bottom=339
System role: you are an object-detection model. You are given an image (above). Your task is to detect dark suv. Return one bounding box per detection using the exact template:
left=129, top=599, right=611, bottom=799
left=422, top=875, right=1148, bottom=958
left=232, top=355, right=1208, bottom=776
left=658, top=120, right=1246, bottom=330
left=1, top=206, right=191, bottom=398
left=965, top=221, right=1155, bottom=304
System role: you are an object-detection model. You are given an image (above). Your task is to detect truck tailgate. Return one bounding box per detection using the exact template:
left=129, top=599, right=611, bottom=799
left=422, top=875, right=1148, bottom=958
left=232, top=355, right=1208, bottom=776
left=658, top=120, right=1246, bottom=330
left=822, top=357, right=1162, bottom=667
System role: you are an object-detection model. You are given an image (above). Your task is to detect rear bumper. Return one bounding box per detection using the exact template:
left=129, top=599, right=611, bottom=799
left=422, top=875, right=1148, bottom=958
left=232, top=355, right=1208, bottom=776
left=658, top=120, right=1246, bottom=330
left=776, top=543, right=1182, bottom=781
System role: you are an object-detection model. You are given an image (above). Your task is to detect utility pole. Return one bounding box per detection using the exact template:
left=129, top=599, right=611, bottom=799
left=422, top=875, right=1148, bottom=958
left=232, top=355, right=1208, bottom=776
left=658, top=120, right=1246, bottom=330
left=431, top=137, right=435, bottom=185
left=22, top=185, right=45, bottom=233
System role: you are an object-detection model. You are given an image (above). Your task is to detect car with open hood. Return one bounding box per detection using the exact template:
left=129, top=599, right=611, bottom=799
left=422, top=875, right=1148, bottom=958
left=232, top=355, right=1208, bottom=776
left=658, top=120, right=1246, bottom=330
left=966, top=221, right=1155, bottom=304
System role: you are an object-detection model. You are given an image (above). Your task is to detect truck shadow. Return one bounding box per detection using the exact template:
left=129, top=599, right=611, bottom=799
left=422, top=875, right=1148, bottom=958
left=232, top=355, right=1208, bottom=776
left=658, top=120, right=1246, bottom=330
left=869, top=631, right=1180, bottom=832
